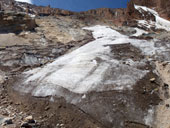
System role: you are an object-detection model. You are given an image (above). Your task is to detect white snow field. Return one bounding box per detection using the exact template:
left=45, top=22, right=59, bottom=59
left=135, top=5, right=170, bottom=31
left=15, top=25, right=168, bottom=97
left=15, top=0, right=32, bottom=4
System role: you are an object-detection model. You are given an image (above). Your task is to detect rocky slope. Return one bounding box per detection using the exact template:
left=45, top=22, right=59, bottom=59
left=0, top=0, right=170, bottom=128
left=128, top=0, right=170, bottom=20
left=0, top=11, right=36, bottom=33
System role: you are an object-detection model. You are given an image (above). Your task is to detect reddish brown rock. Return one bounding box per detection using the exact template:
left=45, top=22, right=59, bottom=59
left=130, top=0, right=157, bottom=7
left=130, top=0, right=170, bottom=19
left=80, top=8, right=126, bottom=26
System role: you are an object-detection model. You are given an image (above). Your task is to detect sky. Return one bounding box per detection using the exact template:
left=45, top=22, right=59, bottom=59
left=15, top=0, right=129, bottom=12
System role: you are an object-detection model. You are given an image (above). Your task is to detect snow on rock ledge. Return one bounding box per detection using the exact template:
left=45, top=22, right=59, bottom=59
left=15, top=0, right=32, bottom=4
left=135, top=5, right=170, bottom=31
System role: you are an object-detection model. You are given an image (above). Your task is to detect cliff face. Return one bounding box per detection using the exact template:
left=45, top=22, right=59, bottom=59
left=158, top=0, right=170, bottom=19
left=126, top=1, right=155, bottom=20
left=80, top=0, right=170, bottom=26
left=0, top=11, right=36, bottom=33
left=80, top=8, right=126, bottom=25
left=124, top=0, right=170, bottom=28
left=81, top=8, right=125, bottom=19
left=130, top=0, right=157, bottom=7
left=0, top=0, right=74, bottom=16
left=129, top=0, right=170, bottom=19
left=33, top=6, right=74, bottom=16
left=0, top=0, right=170, bottom=28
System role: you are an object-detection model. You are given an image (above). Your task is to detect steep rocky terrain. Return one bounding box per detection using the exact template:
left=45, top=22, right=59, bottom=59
left=0, top=0, right=170, bottom=128
left=0, top=12, right=35, bottom=33
left=129, top=0, right=170, bottom=19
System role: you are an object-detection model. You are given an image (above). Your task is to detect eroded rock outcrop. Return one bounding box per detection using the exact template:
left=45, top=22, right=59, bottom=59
left=80, top=8, right=126, bottom=25
left=0, top=11, right=36, bottom=33
left=130, top=0, right=170, bottom=19
left=126, top=1, right=155, bottom=21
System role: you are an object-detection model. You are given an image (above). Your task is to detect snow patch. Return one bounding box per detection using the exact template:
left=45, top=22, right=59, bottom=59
left=135, top=5, right=170, bottom=31
left=16, top=25, right=151, bottom=97
left=15, top=0, right=32, bottom=4
left=144, top=108, right=154, bottom=126
left=16, top=25, right=168, bottom=98
left=132, top=28, right=148, bottom=36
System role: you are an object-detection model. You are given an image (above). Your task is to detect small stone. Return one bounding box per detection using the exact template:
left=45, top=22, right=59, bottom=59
left=3, top=117, right=13, bottom=125
left=60, top=124, right=64, bottom=126
left=24, top=116, right=35, bottom=123
left=21, top=122, right=29, bottom=127
left=166, top=104, right=170, bottom=108
left=163, top=83, right=169, bottom=90
left=15, top=102, right=21, bottom=105
left=2, top=112, right=9, bottom=116
left=145, top=67, right=149, bottom=70
left=150, top=78, right=155, bottom=82
left=45, top=106, right=50, bottom=111
left=162, top=62, right=168, bottom=67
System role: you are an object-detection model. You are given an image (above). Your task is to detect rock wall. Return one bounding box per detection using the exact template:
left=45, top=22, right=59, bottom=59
left=1, top=0, right=170, bottom=27
left=80, top=8, right=126, bottom=26
left=130, top=0, right=170, bottom=19
left=130, top=0, right=157, bottom=7
left=34, top=6, right=74, bottom=16
left=125, top=0, right=156, bottom=27
left=158, top=0, right=170, bottom=19
left=0, top=11, right=36, bottom=33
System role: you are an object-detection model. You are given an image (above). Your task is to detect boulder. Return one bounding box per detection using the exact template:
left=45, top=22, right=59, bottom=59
left=126, top=0, right=155, bottom=21
left=3, top=118, right=13, bottom=125
left=24, top=116, right=35, bottom=123
left=0, top=117, right=13, bottom=125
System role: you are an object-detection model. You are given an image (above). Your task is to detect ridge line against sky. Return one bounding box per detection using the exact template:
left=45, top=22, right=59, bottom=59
left=15, top=0, right=130, bottom=12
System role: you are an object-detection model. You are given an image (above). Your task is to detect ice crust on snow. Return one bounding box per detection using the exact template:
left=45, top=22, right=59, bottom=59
left=135, top=5, right=170, bottom=31
left=16, top=25, right=167, bottom=97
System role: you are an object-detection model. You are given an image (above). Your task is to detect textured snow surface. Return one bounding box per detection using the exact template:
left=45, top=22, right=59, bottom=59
left=15, top=0, right=32, bottom=4
left=144, top=108, right=154, bottom=126
left=135, top=5, right=170, bottom=31
left=16, top=25, right=167, bottom=97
